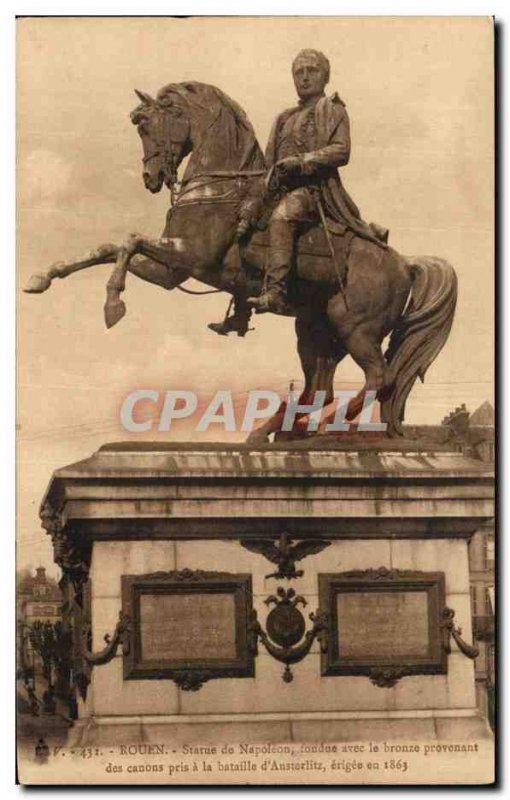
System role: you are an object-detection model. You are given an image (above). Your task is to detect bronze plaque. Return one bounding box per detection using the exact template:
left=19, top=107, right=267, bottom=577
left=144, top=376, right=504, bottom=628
left=121, top=570, right=255, bottom=683
left=140, top=592, right=237, bottom=661
left=319, top=569, right=447, bottom=677
left=337, top=590, right=429, bottom=658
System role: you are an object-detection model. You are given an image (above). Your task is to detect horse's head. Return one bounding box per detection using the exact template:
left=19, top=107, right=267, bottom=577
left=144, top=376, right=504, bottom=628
left=130, top=89, right=191, bottom=194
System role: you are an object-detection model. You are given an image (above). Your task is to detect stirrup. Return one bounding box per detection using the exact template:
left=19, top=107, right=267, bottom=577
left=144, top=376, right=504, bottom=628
left=207, top=310, right=253, bottom=337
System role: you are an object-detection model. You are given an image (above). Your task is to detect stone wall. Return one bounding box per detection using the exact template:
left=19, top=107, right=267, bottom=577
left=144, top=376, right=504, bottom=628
left=88, top=537, right=475, bottom=732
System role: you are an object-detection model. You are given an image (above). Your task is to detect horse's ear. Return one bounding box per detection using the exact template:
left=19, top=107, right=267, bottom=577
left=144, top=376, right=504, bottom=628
left=134, top=89, right=155, bottom=105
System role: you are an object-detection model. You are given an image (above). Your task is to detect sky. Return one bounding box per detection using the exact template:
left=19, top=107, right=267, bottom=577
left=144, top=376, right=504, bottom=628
left=17, top=17, right=494, bottom=575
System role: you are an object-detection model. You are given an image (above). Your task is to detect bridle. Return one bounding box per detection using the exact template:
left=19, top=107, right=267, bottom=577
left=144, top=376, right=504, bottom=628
left=142, top=113, right=182, bottom=201
left=137, top=92, right=266, bottom=205
left=133, top=92, right=267, bottom=293
left=135, top=95, right=192, bottom=203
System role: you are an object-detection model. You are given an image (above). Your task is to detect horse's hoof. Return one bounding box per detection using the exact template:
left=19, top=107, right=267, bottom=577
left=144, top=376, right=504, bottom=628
left=104, top=300, right=126, bottom=329
left=245, top=430, right=270, bottom=444
left=23, top=273, right=52, bottom=293
left=385, top=422, right=405, bottom=437
left=345, top=399, right=362, bottom=421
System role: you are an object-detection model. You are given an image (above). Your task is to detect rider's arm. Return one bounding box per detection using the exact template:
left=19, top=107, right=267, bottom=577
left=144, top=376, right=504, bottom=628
left=300, top=101, right=351, bottom=175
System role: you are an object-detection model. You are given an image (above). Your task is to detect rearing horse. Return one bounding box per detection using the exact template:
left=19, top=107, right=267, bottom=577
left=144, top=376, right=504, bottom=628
left=24, top=81, right=457, bottom=438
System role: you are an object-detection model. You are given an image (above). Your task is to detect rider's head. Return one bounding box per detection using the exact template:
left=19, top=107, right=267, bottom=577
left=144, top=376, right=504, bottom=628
left=292, top=49, right=330, bottom=101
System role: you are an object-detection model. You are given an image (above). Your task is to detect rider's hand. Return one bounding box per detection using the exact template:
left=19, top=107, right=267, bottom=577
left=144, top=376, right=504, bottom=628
left=276, top=156, right=302, bottom=176
left=235, top=218, right=251, bottom=241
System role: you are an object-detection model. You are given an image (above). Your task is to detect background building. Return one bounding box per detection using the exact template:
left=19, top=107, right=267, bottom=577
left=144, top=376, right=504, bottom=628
left=441, top=401, right=495, bottom=730
left=17, top=566, right=63, bottom=676
left=469, top=522, right=495, bottom=728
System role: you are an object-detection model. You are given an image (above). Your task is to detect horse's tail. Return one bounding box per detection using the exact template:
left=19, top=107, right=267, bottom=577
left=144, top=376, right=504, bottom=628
left=380, top=256, right=457, bottom=435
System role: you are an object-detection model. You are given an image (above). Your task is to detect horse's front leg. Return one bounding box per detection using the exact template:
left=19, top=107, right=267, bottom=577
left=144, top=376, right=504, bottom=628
left=24, top=244, right=119, bottom=293
left=104, top=242, right=132, bottom=328
left=23, top=233, right=190, bottom=296
left=103, top=233, right=193, bottom=328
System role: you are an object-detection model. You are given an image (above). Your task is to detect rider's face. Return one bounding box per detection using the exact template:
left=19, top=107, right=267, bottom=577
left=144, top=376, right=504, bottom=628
left=292, top=58, right=328, bottom=100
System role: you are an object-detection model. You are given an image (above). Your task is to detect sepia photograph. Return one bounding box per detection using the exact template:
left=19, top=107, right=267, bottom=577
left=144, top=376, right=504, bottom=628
left=16, top=15, right=495, bottom=785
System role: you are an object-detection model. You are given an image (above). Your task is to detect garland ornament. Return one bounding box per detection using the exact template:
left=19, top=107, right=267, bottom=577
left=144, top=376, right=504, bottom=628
left=250, top=588, right=328, bottom=682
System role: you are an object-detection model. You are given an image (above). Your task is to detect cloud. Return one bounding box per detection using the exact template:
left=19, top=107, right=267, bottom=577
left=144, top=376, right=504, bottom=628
left=19, top=148, right=74, bottom=206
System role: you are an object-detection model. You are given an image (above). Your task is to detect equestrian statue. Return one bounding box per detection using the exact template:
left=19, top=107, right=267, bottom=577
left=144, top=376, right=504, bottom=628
left=24, top=49, right=457, bottom=439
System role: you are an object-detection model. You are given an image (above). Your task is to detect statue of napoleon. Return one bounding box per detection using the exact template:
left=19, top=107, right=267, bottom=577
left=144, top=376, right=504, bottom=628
left=242, top=48, right=387, bottom=315
left=25, top=49, right=457, bottom=438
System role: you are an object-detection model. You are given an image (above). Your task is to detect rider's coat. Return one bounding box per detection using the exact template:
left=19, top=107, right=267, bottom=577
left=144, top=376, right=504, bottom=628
left=265, top=92, right=386, bottom=245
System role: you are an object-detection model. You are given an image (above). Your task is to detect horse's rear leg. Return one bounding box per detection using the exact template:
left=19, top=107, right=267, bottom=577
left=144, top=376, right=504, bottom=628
left=246, top=311, right=343, bottom=443
left=245, top=353, right=341, bottom=444
left=342, top=327, right=391, bottom=421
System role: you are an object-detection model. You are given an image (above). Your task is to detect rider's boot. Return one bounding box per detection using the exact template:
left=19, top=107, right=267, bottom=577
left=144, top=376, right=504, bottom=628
left=247, top=220, right=294, bottom=314
left=208, top=297, right=254, bottom=337
left=208, top=308, right=253, bottom=337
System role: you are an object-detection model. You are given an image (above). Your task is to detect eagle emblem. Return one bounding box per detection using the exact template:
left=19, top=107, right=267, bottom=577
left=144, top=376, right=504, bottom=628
left=241, top=531, right=331, bottom=579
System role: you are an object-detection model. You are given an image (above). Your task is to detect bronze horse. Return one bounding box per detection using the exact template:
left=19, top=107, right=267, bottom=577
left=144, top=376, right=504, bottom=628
left=24, top=82, right=457, bottom=438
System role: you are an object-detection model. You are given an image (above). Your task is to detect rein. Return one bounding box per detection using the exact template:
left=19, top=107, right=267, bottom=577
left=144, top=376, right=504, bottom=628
left=182, top=170, right=265, bottom=181
left=176, top=285, right=224, bottom=295
left=175, top=170, right=266, bottom=204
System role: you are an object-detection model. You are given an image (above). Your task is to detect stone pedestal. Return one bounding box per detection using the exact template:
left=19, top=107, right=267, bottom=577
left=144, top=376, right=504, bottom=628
left=40, top=441, right=494, bottom=747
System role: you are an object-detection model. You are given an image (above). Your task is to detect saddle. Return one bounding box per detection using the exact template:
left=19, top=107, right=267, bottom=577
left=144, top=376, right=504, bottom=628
left=208, top=221, right=389, bottom=337
left=241, top=220, right=388, bottom=289
left=237, top=178, right=389, bottom=284
left=248, top=222, right=350, bottom=257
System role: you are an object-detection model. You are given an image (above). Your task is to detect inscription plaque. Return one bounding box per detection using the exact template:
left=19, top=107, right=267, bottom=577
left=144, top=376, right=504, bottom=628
left=337, top=591, right=429, bottom=658
left=140, top=593, right=237, bottom=661
left=121, top=570, right=255, bottom=685
left=319, top=569, right=447, bottom=679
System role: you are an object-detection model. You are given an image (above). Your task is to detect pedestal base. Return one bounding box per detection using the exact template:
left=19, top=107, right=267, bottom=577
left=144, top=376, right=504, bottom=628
left=39, top=442, right=494, bottom=785
left=67, top=710, right=492, bottom=748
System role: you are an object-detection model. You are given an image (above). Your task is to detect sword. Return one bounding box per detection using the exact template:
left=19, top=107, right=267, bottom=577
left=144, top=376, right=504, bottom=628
left=313, top=190, right=349, bottom=311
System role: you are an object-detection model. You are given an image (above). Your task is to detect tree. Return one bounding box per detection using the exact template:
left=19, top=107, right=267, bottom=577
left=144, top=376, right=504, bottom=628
left=28, top=620, right=72, bottom=690
left=29, top=621, right=55, bottom=687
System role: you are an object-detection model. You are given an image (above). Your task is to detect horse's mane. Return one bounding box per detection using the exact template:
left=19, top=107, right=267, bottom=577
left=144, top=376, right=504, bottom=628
left=157, top=81, right=251, bottom=129
left=156, top=82, right=265, bottom=173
